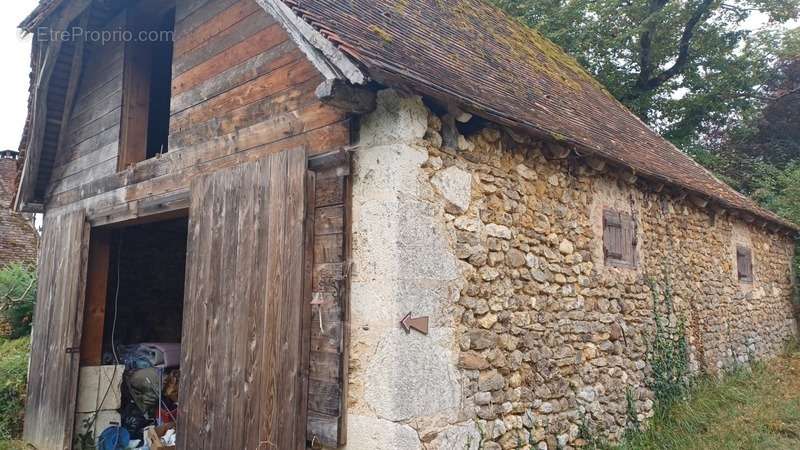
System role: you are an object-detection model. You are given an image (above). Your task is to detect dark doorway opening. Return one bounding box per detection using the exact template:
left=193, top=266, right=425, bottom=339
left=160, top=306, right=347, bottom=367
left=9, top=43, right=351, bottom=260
left=77, top=215, right=188, bottom=444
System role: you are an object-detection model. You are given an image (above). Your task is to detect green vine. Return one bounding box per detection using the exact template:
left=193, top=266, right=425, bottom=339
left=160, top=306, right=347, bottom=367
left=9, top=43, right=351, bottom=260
left=624, top=386, right=641, bottom=437
left=576, top=410, right=610, bottom=449
left=73, top=416, right=96, bottom=450
left=646, top=276, right=690, bottom=410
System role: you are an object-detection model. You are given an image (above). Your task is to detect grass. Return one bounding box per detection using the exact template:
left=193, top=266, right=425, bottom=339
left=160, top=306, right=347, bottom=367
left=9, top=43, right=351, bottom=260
left=0, top=337, right=30, bottom=443
left=616, top=349, right=800, bottom=450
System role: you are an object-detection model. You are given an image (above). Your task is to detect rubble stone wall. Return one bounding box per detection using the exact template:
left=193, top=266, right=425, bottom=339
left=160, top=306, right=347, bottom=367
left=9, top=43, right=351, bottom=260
left=345, top=89, right=798, bottom=450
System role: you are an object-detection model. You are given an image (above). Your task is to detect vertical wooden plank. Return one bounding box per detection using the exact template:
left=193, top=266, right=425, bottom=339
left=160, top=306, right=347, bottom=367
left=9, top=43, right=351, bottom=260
left=80, top=229, right=111, bottom=366
left=229, top=159, right=257, bottom=450
left=338, top=155, right=353, bottom=446
left=243, top=158, right=271, bottom=450
left=211, top=164, right=240, bottom=450
left=179, top=149, right=306, bottom=450
left=306, top=158, right=350, bottom=447
left=62, top=219, right=92, bottom=445
left=284, top=150, right=308, bottom=448
left=261, top=150, right=288, bottom=449
left=299, top=170, right=316, bottom=450
left=118, top=10, right=151, bottom=170
left=23, top=210, right=88, bottom=450
left=178, top=173, right=214, bottom=450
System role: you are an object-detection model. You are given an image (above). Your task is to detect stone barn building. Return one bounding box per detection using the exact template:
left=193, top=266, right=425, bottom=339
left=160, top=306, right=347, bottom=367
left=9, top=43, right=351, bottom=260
left=0, top=150, right=38, bottom=267
left=14, top=0, right=798, bottom=449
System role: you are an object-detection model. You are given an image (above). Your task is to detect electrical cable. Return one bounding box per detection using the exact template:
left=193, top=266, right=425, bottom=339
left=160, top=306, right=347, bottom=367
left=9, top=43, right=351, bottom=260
left=88, top=233, right=124, bottom=449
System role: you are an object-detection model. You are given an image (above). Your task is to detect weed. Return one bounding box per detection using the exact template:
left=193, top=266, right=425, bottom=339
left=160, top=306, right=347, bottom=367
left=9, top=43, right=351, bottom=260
left=0, top=338, right=30, bottom=441
left=646, top=276, right=690, bottom=410
left=624, top=387, right=640, bottom=435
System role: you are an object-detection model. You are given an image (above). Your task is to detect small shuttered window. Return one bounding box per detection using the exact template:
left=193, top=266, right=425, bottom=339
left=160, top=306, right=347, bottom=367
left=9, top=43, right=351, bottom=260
left=737, top=246, right=754, bottom=283
left=603, top=209, right=637, bottom=268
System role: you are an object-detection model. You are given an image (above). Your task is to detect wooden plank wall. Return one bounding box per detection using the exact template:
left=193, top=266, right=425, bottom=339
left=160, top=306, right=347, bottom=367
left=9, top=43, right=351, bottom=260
left=169, top=0, right=337, bottom=154
left=48, top=12, right=125, bottom=197
left=45, top=0, right=350, bottom=223
left=37, top=0, right=354, bottom=447
left=179, top=150, right=307, bottom=450
left=23, top=210, right=89, bottom=450
left=308, top=163, right=349, bottom=446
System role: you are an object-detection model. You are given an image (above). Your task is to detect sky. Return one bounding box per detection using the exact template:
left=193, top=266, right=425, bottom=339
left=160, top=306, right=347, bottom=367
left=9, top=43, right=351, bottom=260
left=0, top=3, right=793, bottom=152
left=0, top=0, right=37, bottom=151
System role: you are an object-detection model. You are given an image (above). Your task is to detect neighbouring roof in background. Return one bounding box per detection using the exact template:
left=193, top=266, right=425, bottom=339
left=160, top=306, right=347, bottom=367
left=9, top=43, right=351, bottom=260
left=16, top=0, right=798, bottom=231
left=0, top=152, right=39, bottom=266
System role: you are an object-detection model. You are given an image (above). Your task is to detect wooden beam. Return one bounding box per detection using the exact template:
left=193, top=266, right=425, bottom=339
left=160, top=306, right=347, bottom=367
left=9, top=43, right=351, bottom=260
left=689, top=195, right=709, bottom=209
left=256, top=0, right=366, bottom=84
left=620, top=169, right=637, bottom=185
left=542, top=142, right=571, bottom=160
left=118, top=10, right=152, bottom=171
left=585, top=156, right=606, bottom=173
left=308, top=148, right=351, bottom=173
left=315, top=79, right=376, bottom=114
left=15, top=0, right=93, bottom=210
left=87, top=189, right=190, bottom=227
left=441, top=112, right=459, bottom=150
left=79, top=228, right=110, bottom=366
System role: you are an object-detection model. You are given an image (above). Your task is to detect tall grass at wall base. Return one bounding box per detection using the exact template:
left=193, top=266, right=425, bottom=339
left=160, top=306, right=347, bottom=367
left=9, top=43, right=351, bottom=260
left=0, top=337, right=30, bottom=441
left=616, top=350, right=800, bottom=450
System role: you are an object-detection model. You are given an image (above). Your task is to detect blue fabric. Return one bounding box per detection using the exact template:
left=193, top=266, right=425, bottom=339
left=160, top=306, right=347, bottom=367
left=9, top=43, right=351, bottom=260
left=97, top=426, right=130, bottom=450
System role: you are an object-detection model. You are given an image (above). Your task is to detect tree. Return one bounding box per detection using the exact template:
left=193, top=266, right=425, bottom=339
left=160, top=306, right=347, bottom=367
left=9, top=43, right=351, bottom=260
left=491, top=0, right=799, bottom=149
left=694, top=28, right=800, bottom=193
left=0, top=264, right=37, bottom=339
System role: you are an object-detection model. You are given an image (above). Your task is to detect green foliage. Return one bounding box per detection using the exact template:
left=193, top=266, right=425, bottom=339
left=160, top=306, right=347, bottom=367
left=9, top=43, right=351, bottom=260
left=0, top=441, right=31, bottom=450
left=490, top=0, right=798, bottom=150
left=73, top=417, right=96, bottom=450
left=647, top=277, right=690, bottom=410
left=0, top=337, right=30, bottom=441
left=624, top=387, right=640, bottom=436
left=0, top=265, right=37, bottom=340
left=617, top=351, right=800, bottom=449
left=577, top=411, right=611, bottom=449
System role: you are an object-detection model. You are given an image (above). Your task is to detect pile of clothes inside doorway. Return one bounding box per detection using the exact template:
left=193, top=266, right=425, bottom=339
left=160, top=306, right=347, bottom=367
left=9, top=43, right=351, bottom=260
left=95, top=343, right=180, bottom=450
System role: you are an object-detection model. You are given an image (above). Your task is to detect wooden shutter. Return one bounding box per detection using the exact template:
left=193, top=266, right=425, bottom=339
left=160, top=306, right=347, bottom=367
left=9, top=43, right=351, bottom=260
left=737, top=246, right=753, bottom=282
left=178, top=150, right=309, bottom=450
left=621, top=213, right=637, bottom=266
left=603, top=210, right=623, bottom=261
left=24, top=210, right=89, bottom=450
left=603, top=209, right=636, bottom=267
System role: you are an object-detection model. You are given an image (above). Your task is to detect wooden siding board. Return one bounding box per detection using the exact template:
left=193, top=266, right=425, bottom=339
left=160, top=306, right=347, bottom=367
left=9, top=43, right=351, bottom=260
left=172, top=7, right=271, bottom=77
left=46, top=118, right=349, bottom=211
left=23, top=210, right=88, bottom=450
left=169, top=77, right=319, bottom=148
left=172, top=22, right=287, bottom=95
left=174, top=0, right=262, bottom=58
left=169, top=58, right=315, bottom=135
left=175, top=0, right=240, bottom=37
left=170, top=40, right=297, bottom=114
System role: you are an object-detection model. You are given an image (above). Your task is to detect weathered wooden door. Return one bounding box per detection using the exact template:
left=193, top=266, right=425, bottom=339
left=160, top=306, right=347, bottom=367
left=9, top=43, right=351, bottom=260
left=23, top=210, right=89, bottom=450
left=178, top=150, right=309, bottom=450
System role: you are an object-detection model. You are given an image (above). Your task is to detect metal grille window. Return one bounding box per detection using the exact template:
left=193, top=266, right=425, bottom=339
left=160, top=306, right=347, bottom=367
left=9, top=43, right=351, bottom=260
left=603, top=209, right=637, bottom=268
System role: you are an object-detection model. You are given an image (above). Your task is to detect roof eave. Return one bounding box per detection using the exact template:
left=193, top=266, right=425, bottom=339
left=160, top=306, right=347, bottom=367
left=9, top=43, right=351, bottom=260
left=363, top=63, right=800, bottom=234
